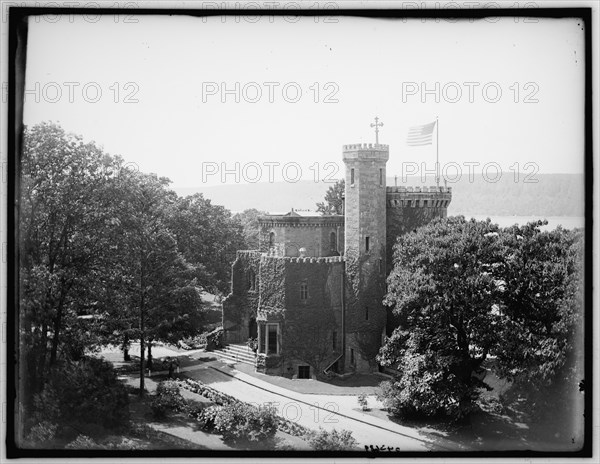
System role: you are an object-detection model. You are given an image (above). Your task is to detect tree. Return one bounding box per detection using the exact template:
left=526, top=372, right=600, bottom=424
left=378, top=216, right=583, bottom=420
left=19, top=122, right=124, bottom=397
left=316, top=179, right=344, bottom=215
left=168, top=194, right=245, bottom=295
left=232, top=208, right=268, bottom=250
left=112, top=170, right=204, bottom=393
left=493, top=223, right=584, bottom=428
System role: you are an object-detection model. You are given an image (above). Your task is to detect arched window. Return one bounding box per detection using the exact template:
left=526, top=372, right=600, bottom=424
left=268, top=231, right=275, bottom=248
left=329, top=231, right=337, bottom=253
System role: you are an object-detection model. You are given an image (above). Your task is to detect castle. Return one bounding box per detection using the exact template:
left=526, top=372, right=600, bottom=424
left=222, top=142, right=452, bottom=378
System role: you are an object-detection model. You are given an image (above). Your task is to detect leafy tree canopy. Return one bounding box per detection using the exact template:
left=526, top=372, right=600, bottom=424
left=316, top=179, right=344, bottom=215
left=378, top=216, right=583, bottom=420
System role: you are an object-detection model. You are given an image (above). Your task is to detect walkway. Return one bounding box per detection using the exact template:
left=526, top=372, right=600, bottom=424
left=107, top=346, right=457, bottom=451
left=178, top=361, right=455, bottom=451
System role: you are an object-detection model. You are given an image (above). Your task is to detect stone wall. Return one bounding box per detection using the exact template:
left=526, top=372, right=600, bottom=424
left=256, top=256, right=344, bottom=377
left=222, top=250, right=261, bottom=344
left=386, top=186, right=452, bottom=273
left=258, top=216, right=344, bottom=257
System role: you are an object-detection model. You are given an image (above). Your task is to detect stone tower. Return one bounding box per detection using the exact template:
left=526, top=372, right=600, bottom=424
left=343, top=143, right=389, bottom=373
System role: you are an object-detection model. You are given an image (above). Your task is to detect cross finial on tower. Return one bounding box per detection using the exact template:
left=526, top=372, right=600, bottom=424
left=370, top=116, right=384, bottom=144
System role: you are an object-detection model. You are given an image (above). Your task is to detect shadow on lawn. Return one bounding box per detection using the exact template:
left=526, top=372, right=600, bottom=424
left=382, top=407, right=546, bottom=452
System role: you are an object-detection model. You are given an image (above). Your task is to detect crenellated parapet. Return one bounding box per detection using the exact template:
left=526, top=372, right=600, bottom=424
left=343, top=143, right=389, bottom=151
left=386, top=186, right=452, bottom=194
left=261, top=255, right=344, bottom=264
left=259, top=216, right=344, bottom=228
left=386, top=185, right=452, bottom=208
left=236, top=250, right=262, bottom=259
left=343, top=143, right=389, bottom=162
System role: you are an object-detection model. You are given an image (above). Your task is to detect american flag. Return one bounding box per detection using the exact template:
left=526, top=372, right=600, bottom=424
left=406, top=120, right=437, bottom=146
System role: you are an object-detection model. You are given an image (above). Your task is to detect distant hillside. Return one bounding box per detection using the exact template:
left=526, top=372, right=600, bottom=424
left=173, top=173, right=585, bottom=217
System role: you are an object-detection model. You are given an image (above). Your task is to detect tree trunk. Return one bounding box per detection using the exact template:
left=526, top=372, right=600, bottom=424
left=147, top=341, right=153, bottom=371
left=49, top=301, right=63, bottom=365
left=139, top=330, right=145, bottom=396
left=50, top=281, right=72, bottom=365
left=39, top=322, right=48, bottom=379
left=123, top=334, right=131, bottom=361
left=139, top=292, right=145, bottom=396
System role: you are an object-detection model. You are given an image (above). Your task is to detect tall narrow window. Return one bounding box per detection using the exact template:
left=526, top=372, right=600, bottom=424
left=300, top=282, right=309, bottom=301
left=379, top=168, right=383, bottom=186
left=267, top=324, right=278, bottom=354
left=350, top=348, right=355, bottom=366
left=365, top=306, right=369, bottom=320
left=365, top=236, right=370, bottom=252
left=268, top=231, right=275, bottom=247
left=259, top=325, right=266, bottom=353
left=329, top=231, right=337, bottom=253
left=350, top=168, right=355, bottom=186
left=247, top=269, right=256, bottom=291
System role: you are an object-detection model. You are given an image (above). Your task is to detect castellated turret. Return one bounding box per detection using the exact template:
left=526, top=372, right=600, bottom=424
left=221, top=139, right=452, bottom=379
left=343, top=143, right=390, bottom=373
left=386, top=185, right=452, bottom=273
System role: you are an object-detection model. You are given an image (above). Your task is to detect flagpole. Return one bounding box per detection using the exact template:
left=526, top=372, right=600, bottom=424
left=436, top=116, right=439, bottom=188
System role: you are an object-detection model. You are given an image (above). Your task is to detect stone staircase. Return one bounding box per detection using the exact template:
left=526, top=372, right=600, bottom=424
left=215, top=343, right=256, bottom=366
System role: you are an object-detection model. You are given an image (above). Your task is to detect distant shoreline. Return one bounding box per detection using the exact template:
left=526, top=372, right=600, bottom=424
left=460, top=215, right=584, bottom=230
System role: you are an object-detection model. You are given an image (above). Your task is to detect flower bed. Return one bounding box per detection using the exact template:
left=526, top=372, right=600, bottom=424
left=176, top=378, right=310, bottom=438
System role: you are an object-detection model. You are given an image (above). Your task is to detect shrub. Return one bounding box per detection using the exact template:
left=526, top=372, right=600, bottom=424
left=246, top=337, right=258, bottom=352
left=185, top=401, right=207, bottom=418
left=178, top=333, right=207, bottom=350
left=213, top=402, right=277, bottom=443
left=205, top=327, right=223, bottom=351
left=31, top=357, right=129, bottom=438
left=151, top=380, right=186, bottom=419
left=376, top=356, right=480, bottom=421
left=308, top=428, right=357, bottom=450
left=26, top=421, right=58, bottom=446
left=65, top=435, right=104, bottom=449
left=196, top=405, right=222, bottom=431
left=357, top=393, right=369, bottom=411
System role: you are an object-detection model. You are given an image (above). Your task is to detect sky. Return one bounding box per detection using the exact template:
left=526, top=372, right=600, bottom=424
left=21, top=11, right=586, bottom=187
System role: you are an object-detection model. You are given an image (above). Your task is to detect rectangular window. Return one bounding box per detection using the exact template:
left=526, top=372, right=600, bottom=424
left=298, top=365, right=311, bottom=379
left=365, top=236, right=370, bottom=252
left=259, top=325, right=266, bottom=353
left=379, top=168, right=383, bottom=186
left=350, top=348, right=355, bottom=366
left=350, top=168, right=355, bottom=186
left=267, top=324, right=278, bottom=354
left=300, top=282, right=309, bottom=301
left=332, top=331, right=337, bottom=351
